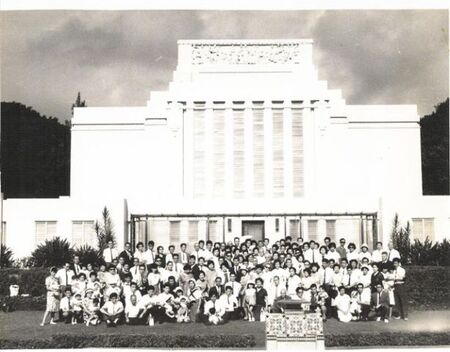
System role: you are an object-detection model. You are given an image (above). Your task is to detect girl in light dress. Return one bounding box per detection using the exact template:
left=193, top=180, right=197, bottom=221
left=179, top=264, right=194, bottom=295
left=72, top=273, right=88, bottom=297
left=382, top=266, right=396, bottom=316
left=71, top=293, right=84, bottom=324
left=187, top=279, right=203, bottom=322
left=83, top=289, right=100, bottom=326
left=175, top=296, right=190, bottom=323
left=196, top=271, right=208, bottom=293
left=300, top=268, right=314, bottom=302
left=40, top=267, right=61, bottom=326
left=147, top=264, right=161, bottom=294
left=244, top=282, right=256, bottom=321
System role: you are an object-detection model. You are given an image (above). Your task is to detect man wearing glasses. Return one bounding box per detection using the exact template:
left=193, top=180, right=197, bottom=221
left=336, top=238, right=347, bottom=259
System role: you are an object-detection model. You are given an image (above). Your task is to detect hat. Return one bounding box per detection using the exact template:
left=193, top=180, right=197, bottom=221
left=361, top=243, right=369, bottom=250
left=174, top=287, right=184, bottom=293
left=361, top=265, right=369, bottom=271
left=85, top=288, right=94, bottom=294
left=240, top=267, right=248, bottom=273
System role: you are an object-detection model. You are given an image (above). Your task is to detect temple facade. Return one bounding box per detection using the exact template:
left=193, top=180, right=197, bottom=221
left=2, top=39, right=449, bottom=258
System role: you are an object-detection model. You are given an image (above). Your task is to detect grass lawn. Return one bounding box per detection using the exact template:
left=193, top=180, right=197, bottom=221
left=324, top=310, right=450, bottom=347
left=0, top=311, right=266, bottom=349
left=1, top=310, right=450, bottom=348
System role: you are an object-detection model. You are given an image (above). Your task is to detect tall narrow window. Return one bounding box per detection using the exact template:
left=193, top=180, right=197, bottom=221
left=208, top=220, right=218, bottom=243
left=307, top=220, right=318, bottom=242
left=187, top=220, right=199, bottom=250
left=289, top=219, right=300, bottom=237
left=326, top=220, right=336, bottom=241
left=253, top=107, right=264, bottom=197
left=292, top=108, right=304, bottom=197
left=213, top=109, right=225, bottom=198
left=272, top=109, right=284, bottom=198
left=169, top=221, right=181, bottom=247
left=193, top=107, right=206, bottom=198
left=233, top=109, right=245, bottom=198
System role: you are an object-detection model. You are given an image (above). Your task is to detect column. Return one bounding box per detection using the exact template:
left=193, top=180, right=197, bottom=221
left=283, top=106, right=293, bottom=198
left=244, top=105, right=253, bottom=198
left=264, top=104, right=273, bottom=198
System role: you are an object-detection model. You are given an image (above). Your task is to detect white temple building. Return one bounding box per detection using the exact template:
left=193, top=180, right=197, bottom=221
left=2, top=39, right=449, bottom=258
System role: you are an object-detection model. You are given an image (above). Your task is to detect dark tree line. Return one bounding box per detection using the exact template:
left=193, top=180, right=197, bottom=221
left=420, top=98, right=449, bottom=195
left=0, top=98, right=448, bottom=198
left=0, top=102, right=70, bottom=198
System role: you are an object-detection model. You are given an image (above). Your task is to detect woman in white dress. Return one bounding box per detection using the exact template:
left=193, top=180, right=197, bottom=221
left=300, top=268, right=314, bottom=302
left=40, top=267, right=60, bottom=326
left=333, top=286, right=353, bottom=323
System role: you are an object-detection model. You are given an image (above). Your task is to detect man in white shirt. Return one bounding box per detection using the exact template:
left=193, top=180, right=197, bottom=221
left=319, top=259, right=334, bottom=289
left=172, top=254, right=184, bottom=274
left=371, top=242, right=384, bottom=264
left=268, top=275, right=284, bottom=307
left=350, top=283, right=371, bottom=320
left=204, top=293, right=224, bottom=325
left=218, top=286, right=239, bottom=321
left=392, top=258, right=408, bottom=320
left=125, top=294, right=141, bottom=325
left=59, top=288, right=73, bottom=323
left=103, top=240, right=119, bottom=265
left=227, top=273, right=242, bottom=301
left=100, top=292, right=124, bottom=327
left=138, top=285, right=159, bottom=325
left=191, top=243, right=201, bottom=263
left=56, top=263, right=75, bottom=291
left=286, top=268, right=301, bottom=296
left=325, top=243, right=341, bottom=263
left=179, top=243, right=189, bottom=264
left=165, top=245, right=176, bottom=265
left=388, top=242, right=401, bottom=262
left=144, top=241, right=156, bottom=267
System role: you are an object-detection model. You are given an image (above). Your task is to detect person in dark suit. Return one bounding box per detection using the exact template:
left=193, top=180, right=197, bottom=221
left=229, top=257, right=242, bottom=282
left=379, top=252, right=392, bottom=271
left=223, top=252, right=233, bottom=270
left=191, top=257, right=206, bottom=280
left=155, top=246, right=166, bottom=268
left=119, top=242, right=134, bottom=266
left=71, top=255, right=82, bottom=276
left=371, top=283, right=390, bottom=322
left=370, top=263, right=384, bottom=293
left=209, top=277, right=225, bottom=298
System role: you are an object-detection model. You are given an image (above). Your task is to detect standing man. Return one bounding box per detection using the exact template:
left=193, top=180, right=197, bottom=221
left=179, top=243, right=189, bottom=265
left=388, top=242, right=401, bottom=262
left=371, top=241, right=384, bottom=264
left=72, top=255, right=82, bottom=276
left=336, top=238, right=347, bottom=259
left=103, top=240, right=119, bottom=265
left=392, top=258, right=408, bottom=320
left=144, top=241, right=156, bottom=267
left=56, top=262, right=75, bottom=292
left=119, top=242, right=134, bottom=266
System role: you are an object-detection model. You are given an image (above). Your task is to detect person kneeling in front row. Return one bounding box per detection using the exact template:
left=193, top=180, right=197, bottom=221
left=100, top=292, right=124, bottom=327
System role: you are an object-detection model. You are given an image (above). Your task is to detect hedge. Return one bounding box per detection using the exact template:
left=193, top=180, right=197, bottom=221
left=1, top=266, right=449, bottom=310
left=325, top=332, right=450, bottom=347
left=0, top=334, right=256, bottom=349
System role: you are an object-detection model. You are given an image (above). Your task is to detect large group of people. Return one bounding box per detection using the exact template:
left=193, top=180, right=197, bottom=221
left=40, top=236, right=409, bottom=327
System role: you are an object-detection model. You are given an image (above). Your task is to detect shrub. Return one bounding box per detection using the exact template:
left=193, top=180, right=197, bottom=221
left=0, top=244, right=14, bottom=268
left=0, top=268, right=48, bottom=296
left=31, top=237, right=74, bottom=267
left=410, top=237, right=439, bottom=266
left=435, top=238, right=450, bottom=266
left=0, top=295, right=46, bottom=311
left=0, top=334, right=256, bottom=349
left=325, top=332, right=450, bottom=347
left=390, top=214, right=411, bottom=265
left=74, top=244, right=101, bottom=266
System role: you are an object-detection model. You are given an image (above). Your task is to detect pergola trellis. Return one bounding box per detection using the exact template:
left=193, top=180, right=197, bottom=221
left=129, top=212, right=378, bottom=250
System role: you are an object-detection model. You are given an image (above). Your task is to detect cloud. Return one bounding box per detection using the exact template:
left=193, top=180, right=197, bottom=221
left=1, top=10, right=448, bottom=121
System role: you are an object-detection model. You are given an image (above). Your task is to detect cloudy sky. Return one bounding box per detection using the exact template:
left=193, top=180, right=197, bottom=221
left=1, top=10, right=448, bottom=121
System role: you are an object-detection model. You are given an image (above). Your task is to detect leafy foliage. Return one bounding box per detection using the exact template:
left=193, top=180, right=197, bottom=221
left=410, top=237, right=439, bottom=266
left=420, top=98, right=449, bottom=195
left=326, top=332, right=450, bottom=347
left=74, top=244, right=101, bottom=266
left=0, top=244, right=14, bottom=268
left=71, top=92, right=87, bottom=115
left=30, top=237, right=74, bottom=268
left=95, top=207, right=116, bottom=253
left=0, top=267, right=48, bottom=296
left=390, top=214, right=411, bottom=265
left=0, top=102, right=70, bottom=198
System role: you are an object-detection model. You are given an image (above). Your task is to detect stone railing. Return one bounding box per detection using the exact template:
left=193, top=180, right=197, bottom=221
left=266, top=311, right=324, bottom=340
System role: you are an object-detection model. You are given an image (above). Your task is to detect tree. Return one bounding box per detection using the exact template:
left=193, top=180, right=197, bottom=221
left=0, top=102, right=70, bottom=198
left=0, top=244, right=14, bottom=268
left=31, top=237, right=74, bottom=267
left=71, top=92, right=86, bottom=115
left=390, top=214, right=411, bottom=265
left=95, top=207, right=116, bottom=253
left=420, top=98, right=449, bottom=195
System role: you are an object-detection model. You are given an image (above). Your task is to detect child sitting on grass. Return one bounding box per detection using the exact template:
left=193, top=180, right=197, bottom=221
left=100, top=292, right=124, bottom=327
left=83, top=289, right=100, bottom=326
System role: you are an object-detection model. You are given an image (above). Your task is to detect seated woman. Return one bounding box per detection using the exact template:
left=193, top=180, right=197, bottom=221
left=203, top=294, right=223, bottom=325
left=332, top=286, right=353, bottom=323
